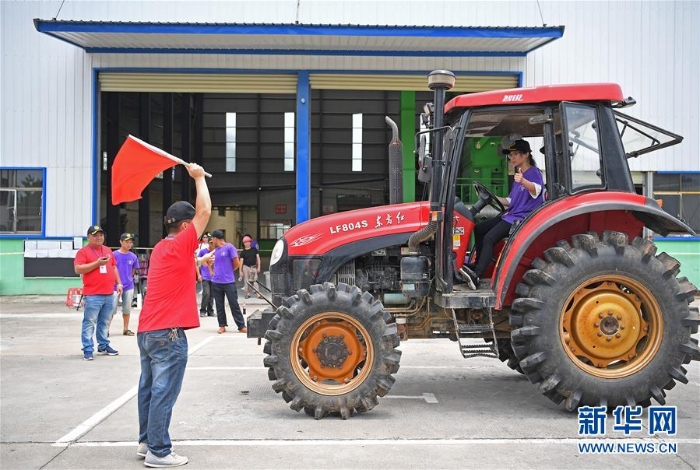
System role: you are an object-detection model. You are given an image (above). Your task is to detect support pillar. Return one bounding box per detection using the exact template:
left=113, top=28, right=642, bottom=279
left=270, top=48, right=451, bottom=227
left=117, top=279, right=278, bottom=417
left=296, top=71, right=310, bottom=224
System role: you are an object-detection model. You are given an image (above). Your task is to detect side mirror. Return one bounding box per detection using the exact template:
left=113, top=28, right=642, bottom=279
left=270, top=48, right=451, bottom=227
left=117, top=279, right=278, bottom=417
left=417, top=134, right=432, bottom=183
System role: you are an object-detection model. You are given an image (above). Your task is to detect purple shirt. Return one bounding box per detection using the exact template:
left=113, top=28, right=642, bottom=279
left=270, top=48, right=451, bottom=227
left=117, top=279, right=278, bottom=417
left=113, top=250, right=139, bottom=291
left=212, top=243, right=238, bottom=284
left=502, top=167, right=545, bottom=224
left=198, top=247, right=212, bottom=281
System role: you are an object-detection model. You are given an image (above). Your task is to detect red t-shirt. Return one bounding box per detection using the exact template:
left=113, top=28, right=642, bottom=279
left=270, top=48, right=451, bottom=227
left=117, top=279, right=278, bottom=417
left=74, top=244, right=117, bottom=295
left=138, top=224, right=199, bottom=332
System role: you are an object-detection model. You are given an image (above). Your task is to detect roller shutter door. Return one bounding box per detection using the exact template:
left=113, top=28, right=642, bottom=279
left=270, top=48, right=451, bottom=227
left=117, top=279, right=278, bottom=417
left=99, top=73, right=297, bottom=93
left=99, top=72, right=516, bottom=93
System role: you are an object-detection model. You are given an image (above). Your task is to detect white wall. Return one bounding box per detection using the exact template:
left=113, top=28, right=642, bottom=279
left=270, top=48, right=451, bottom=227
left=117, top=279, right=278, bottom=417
left=524, top=1, right=700, bottom=173
left=1, top=0, right=698, bottom=237
left=1, top=1, right=94, bottom=238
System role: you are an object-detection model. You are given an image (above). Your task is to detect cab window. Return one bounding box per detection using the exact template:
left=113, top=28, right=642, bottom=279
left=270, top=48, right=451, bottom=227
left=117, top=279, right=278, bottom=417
left=561, top=103, right=604, bottom=192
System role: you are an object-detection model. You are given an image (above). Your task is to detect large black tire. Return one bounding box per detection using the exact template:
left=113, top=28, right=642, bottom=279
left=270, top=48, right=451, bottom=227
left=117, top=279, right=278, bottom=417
left=510, top=231, right=700, bottom=410
left=263, top=282, right=402, bottom=419
left=486, top=338, right=524, bottom=374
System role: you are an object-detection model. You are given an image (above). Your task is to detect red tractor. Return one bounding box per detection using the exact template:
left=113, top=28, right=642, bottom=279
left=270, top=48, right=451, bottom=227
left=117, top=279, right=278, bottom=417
left=248, top=70, right=699, bottom=419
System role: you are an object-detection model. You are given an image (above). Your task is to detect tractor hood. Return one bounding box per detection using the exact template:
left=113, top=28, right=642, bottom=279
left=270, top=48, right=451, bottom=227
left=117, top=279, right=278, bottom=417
left=284, top=202, right=431, bottom=256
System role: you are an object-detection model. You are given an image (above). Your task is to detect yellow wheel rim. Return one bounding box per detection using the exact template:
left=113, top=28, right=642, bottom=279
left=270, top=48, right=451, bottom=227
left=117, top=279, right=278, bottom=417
left=560, top=276, right=663, bottom=378
left=291, top=312, right=374, bottom=395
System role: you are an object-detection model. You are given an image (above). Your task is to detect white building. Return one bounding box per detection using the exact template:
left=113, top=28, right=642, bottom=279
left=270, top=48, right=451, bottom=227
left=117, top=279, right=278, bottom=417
left=1, top=0, right=698, bottom=295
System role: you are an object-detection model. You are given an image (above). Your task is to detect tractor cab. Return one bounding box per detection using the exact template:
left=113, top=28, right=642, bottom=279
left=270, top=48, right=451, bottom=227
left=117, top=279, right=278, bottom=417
left=418, top=72, right=683, bottom=310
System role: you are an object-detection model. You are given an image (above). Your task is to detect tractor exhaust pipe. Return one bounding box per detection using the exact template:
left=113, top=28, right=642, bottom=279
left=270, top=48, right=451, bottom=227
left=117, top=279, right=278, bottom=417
left=427, top=70, right=455, bottom=211
left=386, top=116, right=403, bottom=205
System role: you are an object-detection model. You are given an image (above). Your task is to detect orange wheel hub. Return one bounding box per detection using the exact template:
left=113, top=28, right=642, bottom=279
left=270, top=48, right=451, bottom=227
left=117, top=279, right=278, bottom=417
left=291, top=312, right=373, bottom=395
left=561, top=276, right=662, bottom=378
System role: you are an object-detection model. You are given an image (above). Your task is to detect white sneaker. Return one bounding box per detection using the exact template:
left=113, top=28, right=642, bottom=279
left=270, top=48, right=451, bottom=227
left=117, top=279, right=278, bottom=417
left=136, top=442, right=148, bottom=458
left=144, top=450, right=188, bottom=468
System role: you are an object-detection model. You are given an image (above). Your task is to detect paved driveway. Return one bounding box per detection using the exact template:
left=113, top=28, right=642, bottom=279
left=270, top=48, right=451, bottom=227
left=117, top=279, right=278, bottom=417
left=1, top=296, right=699, bottom=469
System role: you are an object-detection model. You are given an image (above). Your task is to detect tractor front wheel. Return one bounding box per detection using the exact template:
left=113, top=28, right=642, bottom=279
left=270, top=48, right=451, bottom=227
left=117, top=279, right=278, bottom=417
left=263, top=282, right=401, bottom=419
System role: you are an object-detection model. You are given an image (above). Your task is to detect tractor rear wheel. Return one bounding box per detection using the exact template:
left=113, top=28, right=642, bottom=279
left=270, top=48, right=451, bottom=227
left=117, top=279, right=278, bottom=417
left=510, top=231, right=700, bottom=410
left=487, top=338, right=524, bottom=374
left=263, top=282, right=401, bottom=419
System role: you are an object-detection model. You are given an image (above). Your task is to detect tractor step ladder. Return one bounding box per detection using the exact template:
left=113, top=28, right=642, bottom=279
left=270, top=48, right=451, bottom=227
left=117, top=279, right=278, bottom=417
left=451, top=308, right=499, bottom=359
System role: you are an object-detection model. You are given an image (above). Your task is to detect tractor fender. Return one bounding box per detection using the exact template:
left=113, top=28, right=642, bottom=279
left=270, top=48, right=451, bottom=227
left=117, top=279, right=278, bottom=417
left=493, top=192, right=694, bottom=309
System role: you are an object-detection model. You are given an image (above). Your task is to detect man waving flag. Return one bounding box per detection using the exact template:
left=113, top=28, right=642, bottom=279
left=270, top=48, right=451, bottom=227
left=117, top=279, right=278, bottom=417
left=111, top=135, right=210, bottom=205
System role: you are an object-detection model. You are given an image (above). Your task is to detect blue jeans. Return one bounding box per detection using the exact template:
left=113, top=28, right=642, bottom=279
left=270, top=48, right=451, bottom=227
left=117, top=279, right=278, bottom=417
left=137, top=328, right=188, bottom=458
left=81, top=294, right=114, bottom=353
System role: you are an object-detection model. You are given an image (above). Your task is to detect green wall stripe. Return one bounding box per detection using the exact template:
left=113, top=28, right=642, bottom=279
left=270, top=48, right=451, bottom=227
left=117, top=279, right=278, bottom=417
left=0, top=239, right=80, bottom=296
left=400, top=90, right=416, bottom=202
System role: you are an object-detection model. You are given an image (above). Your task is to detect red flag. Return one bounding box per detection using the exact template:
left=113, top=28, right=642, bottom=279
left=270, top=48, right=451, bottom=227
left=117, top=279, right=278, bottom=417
left=111, top=135, right=179, bottom=205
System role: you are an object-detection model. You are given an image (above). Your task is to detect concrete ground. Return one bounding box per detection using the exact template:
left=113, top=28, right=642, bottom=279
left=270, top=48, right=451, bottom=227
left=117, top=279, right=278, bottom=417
left=1, top=293, right=699, bottom=470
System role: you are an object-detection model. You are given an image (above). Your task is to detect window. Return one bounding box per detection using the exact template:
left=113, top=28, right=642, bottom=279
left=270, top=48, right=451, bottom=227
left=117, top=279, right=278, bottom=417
left=457, top=107, right=551, bottom=203
left=226, top=112, right=236, bottom=172
left=653, top=173, right=700, bottom=232
left=260, top=220, right=291, bottom=239
left=352, top=113, right=363, bottom=172
left=0, top=168, right=44, bottom=234
left=284, top=112, right=295, bottom=172
left=615, top=110, right=683, bottom=158
left=562, top=103, right=604, bottom=191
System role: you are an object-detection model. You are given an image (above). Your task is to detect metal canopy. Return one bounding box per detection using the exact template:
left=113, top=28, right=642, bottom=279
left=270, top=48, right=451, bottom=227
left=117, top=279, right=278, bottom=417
left=34, top=20, right=564, bottom=56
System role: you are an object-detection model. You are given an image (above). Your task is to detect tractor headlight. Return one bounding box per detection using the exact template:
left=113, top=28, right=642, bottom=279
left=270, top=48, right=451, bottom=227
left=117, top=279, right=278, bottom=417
left=269, top=239, right=285, bottom=266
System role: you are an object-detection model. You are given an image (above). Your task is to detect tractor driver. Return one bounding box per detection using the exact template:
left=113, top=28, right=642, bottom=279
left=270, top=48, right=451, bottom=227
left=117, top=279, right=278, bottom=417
left=461, top=139, right=545, bottom=290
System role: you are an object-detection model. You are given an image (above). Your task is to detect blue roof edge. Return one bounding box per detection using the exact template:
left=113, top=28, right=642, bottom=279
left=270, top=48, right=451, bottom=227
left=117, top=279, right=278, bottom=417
left=33, top=19, right=563, bottom=56
left=34, top=20, right=565, bottom=38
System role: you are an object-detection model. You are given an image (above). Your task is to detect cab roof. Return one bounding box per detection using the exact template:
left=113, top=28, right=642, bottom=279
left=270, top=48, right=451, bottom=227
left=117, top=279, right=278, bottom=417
left=444, top=83, right=624, bottom=113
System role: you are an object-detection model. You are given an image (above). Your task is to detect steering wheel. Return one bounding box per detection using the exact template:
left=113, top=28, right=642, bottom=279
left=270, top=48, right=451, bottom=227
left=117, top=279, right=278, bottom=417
left=473, top=182, right=505, bottom=213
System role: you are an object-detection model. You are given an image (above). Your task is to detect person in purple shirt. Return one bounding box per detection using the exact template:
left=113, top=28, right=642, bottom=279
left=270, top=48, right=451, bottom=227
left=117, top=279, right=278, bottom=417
left=203, top=230, right=246, bottom=334
left=110, top=233, right=140, bottom=335
left=462, top=139, right=545, bottom=290
left=196, top=237, right=215, bottom=317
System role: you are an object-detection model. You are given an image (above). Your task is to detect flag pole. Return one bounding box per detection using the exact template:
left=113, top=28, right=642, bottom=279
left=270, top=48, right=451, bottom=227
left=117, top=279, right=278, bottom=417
left=128, top=134, right=213, bottom=178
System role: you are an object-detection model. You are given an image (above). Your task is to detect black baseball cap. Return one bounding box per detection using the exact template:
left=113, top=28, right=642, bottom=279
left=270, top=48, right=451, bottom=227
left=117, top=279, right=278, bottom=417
left=200, top=231, right=212, bottom=240
left=120, top=232, right=135, bottom=241
left=87, top=225, right=104, bottom=236
left=502, top=139, right=532, bottom=155
left=164, top=201, right=195, bottom=225
left=211, top=229, right=225, bottom=240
